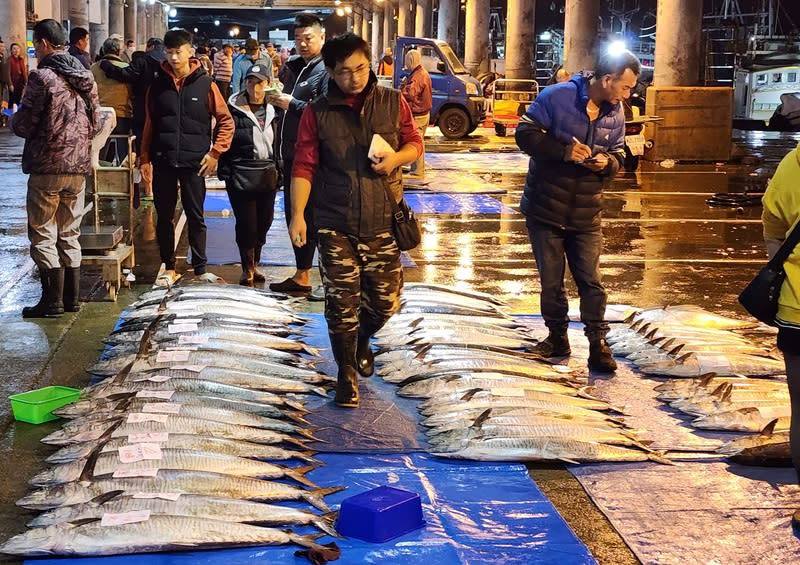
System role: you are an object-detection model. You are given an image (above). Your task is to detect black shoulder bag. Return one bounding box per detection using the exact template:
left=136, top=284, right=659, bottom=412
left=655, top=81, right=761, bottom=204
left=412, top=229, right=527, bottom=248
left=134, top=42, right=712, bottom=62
left=738, top=220, right=800, bottom=326
left=381, top=181, right=421, bottom=251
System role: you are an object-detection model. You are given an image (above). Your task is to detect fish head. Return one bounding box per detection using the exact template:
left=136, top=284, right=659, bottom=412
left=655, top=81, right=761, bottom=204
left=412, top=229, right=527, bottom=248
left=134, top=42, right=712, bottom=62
left=27, top=506, right=73, bottom=528
left=16, top=483, right=82, bottom=510
left=0, top=526, right=61, bottom=556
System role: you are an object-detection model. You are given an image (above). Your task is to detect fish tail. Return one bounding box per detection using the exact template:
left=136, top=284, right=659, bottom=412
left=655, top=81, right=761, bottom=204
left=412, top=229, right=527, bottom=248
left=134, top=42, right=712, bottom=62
left=286, top=465, right=320, bottom=489
left=284, top=399, right=309, bottom=413
left=312, top=511, right=341, bottom=538
left=296, top=429, right=326, bottom=443
left=311, top=386, right=330, bottom=398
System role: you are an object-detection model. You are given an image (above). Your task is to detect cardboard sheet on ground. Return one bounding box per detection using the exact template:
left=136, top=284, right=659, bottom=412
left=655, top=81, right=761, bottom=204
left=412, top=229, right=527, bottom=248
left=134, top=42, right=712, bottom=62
left=25, top=453, right=595, bottom=565
left=568, top=348, right=800, bottom=564
left=425, top=152, right=530, bottom=174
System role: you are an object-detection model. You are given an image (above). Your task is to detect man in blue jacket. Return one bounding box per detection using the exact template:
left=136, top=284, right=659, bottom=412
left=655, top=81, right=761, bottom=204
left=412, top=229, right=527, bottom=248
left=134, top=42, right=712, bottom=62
left=515, top=49, right=640, bottom=373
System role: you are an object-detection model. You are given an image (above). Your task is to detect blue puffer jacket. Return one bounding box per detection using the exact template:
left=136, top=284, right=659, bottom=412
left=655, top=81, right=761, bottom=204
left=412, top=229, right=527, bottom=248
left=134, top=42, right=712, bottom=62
left=515, top=73, right=625, bottom=231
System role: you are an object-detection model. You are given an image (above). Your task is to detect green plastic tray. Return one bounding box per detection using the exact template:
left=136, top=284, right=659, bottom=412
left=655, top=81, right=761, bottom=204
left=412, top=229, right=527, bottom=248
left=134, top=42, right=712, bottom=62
left=9, top=386, right=81, bottom=424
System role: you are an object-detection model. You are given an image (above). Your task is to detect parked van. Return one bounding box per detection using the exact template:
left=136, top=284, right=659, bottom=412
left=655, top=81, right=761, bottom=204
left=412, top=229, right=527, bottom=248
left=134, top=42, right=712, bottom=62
left=382, top=36, right=485, bottom=139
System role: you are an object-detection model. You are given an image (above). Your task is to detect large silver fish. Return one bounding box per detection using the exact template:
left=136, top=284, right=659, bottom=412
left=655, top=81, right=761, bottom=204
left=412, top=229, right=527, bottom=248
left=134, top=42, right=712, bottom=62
left=0, top=515, right=340, bottom=558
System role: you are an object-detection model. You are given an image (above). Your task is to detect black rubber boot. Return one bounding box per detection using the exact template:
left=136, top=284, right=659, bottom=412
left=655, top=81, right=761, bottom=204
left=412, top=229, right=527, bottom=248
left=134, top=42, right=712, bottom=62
left=330, top=332, right=359, bottom=408
left=588, top=338, right=617, bottom=373
left=23, top=268, right=65, bottom=318
left=356, top=318, right=380, bottom=378
left=238, top=248, right=255, bottom=287
left=530, top=331, right=571, bottom=357
left=63, top=267, right=81, bottom=312
left=252, top=245, right=266, bottom=283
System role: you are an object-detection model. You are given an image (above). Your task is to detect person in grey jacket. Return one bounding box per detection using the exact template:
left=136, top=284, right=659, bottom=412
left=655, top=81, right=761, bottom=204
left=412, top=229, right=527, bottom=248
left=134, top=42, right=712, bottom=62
left=12, top=19, right=101, bottom=318
left=217, top=62, right=280, bottom=286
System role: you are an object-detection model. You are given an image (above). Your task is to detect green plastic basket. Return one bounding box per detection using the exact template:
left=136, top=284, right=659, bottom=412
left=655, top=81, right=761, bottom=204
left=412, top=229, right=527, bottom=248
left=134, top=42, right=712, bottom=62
left=9, top=386, right=81, bottom=424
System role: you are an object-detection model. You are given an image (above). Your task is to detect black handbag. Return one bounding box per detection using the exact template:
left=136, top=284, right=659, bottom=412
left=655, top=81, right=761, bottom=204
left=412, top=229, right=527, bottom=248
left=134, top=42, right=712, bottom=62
left=218, top=158, right=279, bottom=193
left=381, top=181, right=421, bottom=251
left=738, top=220, right=800, bottom=326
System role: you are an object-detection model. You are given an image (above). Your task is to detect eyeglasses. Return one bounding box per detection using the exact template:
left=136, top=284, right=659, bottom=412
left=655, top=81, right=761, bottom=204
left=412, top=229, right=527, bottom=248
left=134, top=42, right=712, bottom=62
left=334, top=64, right=370, bottom=80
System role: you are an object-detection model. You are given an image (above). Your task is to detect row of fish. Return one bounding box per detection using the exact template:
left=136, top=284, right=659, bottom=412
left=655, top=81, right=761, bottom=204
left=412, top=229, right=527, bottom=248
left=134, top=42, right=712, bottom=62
left=375, top=285, right=670, bottom=464
left=1, top=284, right=342, bottom=562
left=607, top=305, right=784, bottom=377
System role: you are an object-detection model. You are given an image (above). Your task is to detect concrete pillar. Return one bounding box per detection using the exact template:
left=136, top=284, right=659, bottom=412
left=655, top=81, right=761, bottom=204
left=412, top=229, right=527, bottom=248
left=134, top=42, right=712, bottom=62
left=108, top=0, right=124, bottom=38
left=89, top=0, right=108, bottom=59
left=415, top=0, right=431, bottom=38
left=398, top=0, right=411, bottom=37
left=654, top=0, right=703, bottom=86
left=505, top=0, right=535, bottom=78
left=384, top=1, right=396, bottom=48
left=353, top=10, right=362, bottom=36
left=68, top=0, right=89, bottom=29
left=124, top=0, right=137, bottom=47
left=372, top=7, right=384, bottom=66
left=347, top=14, right=354, bottom=32
left=52, top=0, right=63, bottom=23
left=437, top=0, right=458, bottom=48
left=137, top=3, right=147, bottom=44
left=361, top=8, right=371, bottom=42
left=0, top=0, right=26, bottom=51
left=464, top=0, right=489, bottom=75
left=563, top=0, right=599, bottom=73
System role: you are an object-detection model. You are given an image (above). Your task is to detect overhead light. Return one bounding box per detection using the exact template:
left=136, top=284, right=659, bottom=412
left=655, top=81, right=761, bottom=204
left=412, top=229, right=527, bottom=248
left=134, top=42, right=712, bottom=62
left=334, top=0, right=341, bottom=4
left=607, top=40, right=626, bottom=55
left=345, top=6, right=352, bottom=14
left=193, top=27, right=198, bottom=33
left=539, top=31, right=552, bottom=41
left=214, top=19, right=220, bottom=26
left=168, top=7, right=176, bottom=16
left=336, top=7, right=345, bottom=16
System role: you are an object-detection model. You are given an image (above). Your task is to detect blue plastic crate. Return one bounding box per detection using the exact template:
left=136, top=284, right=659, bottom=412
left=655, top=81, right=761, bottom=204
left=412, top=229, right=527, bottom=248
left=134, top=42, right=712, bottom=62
left=337, top=485, right=426, bottom=543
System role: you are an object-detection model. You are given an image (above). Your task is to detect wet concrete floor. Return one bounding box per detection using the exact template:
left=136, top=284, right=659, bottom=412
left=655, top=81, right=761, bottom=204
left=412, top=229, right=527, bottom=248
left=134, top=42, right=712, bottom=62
left=0, top=126, right=797, bottom=564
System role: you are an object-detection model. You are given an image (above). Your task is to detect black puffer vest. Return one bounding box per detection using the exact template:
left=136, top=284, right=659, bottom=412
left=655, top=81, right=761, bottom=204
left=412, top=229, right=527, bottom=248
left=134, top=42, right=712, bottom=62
left=311, top=77, right=403, bottom=237
left=148, top=67, right=213, bottom=167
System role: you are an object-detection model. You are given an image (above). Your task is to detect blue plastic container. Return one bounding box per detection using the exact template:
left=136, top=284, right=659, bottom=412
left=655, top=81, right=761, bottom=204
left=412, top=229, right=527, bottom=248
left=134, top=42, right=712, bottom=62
left=337, top=485, right=426, bottom=543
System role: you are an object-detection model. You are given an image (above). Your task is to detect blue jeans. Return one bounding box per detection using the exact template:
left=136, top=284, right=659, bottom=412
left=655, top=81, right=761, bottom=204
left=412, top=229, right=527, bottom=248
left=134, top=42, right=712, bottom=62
left=526, top=219, right=609, bottom=340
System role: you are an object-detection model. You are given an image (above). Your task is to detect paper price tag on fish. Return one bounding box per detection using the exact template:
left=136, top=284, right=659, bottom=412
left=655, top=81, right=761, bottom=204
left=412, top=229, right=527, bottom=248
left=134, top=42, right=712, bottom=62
left=170, top=364, right=206, bottom=372
left=178, top=335, right=209, bottom=345
left=368, top=133, right=395, bottom=164
left=112, top=468, right=160, bottom=479
left=101, top=510, right=151, bottom=527
left=156, top=350, right=192, bottom=363
left=135, top=390, right=174, bottom=399
left=126, top=413, right=169, bottom=424
left=131, top=492, right=181, bottom=501
left=167, top=323, right=199, bottom=334
left=127, top=432, right=169, bottom=444
left=142, top=402, right=182, bottom=415
left=118, top=443, right=163, bottom=463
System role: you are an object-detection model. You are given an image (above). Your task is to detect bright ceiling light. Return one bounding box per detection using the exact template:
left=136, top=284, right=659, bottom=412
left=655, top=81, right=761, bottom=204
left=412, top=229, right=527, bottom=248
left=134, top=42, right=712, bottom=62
left=607, top=40, right=627, bottom=56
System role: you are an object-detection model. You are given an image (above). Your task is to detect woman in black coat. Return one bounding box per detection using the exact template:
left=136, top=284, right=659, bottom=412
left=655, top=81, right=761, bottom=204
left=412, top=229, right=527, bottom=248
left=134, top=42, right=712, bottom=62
left=217, top=63, right=280, bottom=286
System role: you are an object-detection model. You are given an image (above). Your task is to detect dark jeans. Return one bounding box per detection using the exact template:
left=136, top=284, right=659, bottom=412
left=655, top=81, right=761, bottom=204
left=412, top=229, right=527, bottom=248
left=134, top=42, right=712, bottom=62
left=526, top=218, right=609, bottom=340
left=152, top=163, right=208, bottom=274
left=281, top=158, right=317, bottom=270
left=215, top=80, right=231, bottom=100
left=226, top=188, right=277, bottom=251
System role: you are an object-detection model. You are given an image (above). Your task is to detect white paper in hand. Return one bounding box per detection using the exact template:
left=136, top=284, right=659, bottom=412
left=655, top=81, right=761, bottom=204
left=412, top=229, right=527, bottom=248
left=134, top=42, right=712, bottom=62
left=368, top=134, right=395, bottom=164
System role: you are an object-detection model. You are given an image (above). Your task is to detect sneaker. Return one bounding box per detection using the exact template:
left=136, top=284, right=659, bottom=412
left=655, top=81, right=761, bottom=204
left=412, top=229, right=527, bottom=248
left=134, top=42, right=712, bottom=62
left=307, top=285, right=325, bottom=302
left=196, top=272, right=226, bottom=284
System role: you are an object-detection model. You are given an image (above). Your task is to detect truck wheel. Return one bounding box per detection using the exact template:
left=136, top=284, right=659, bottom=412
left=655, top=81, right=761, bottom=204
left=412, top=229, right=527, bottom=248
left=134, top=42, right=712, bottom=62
left=438, top=107, right=471, bottom=139
left=494, top=123, right=507, bottom=136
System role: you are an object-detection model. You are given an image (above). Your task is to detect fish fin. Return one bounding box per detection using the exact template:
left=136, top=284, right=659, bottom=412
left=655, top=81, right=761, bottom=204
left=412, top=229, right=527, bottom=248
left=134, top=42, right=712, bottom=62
left=443, top=374, right=461, bottom=384
left=667, top=344, right=684, bottom=356
left=413, top=343, right=434, bottom=360
left=296, top=429, right=326, bottom=443
left=636, top=322, right=650, bottom=334
left=675, top=352, right=695, bottom=364
left=286, top=466, right=320, bottom=489
left=644, top=327, right=659, bottom=340
left=460, top=388, right=482, bottom=402
left=709, top=382, right=729, bottom=398
left=311, top=386, right=330, bottom=398
left=304, top=486, right=346, bottom=512
left=697, top=372, right=718, bottom=388
left=296, top=450, right=321, bottom=465
left=624, top=310, right=638, bottom=324
left=558, top=457, right=581, bottom=465
left=408, top=317, right=424, bottom=329
left=760, top=419, right=779, bottom=438
left=720, top=383, right=733, bottom=403
left=470, top=408, right=493, bottom=430
left=312, top=511, right=341, bottom=538
left=738, top=406, right=761, bottom=415
left=577, top=386, right=600, bottom=401
left=68, top=517, right=102, bottom=527
left=284, top=399, right=309, bottom=413
left=648, top=452, right=678, bottom=465
left=88, top=490, right=126, bottom=506
left=302, top=345, right=321, bottom=356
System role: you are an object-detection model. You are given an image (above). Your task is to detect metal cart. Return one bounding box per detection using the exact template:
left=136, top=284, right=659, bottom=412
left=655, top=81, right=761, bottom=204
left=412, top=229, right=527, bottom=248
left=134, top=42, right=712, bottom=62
left=491, top=78, right=540, bottom=136
left=79, top=134, right=136, bottom=301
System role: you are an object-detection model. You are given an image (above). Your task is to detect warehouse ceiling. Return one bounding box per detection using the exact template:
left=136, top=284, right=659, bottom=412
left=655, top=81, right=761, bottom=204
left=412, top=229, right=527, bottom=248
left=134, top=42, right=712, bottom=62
left=167, top=0, right=340, bottom=8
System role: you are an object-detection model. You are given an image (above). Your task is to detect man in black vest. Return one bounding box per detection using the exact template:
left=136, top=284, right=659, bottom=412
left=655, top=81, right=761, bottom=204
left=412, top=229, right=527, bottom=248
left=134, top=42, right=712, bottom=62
left=268, top=12, right=327, bottom=297
left=289, top=34, right=422, bottom=408
left=141, top=29, right=234, bottom=285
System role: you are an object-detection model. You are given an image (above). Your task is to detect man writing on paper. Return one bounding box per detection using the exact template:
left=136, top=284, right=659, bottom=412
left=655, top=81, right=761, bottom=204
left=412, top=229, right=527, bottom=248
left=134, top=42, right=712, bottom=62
left=288, top=33, right=422, bottom=408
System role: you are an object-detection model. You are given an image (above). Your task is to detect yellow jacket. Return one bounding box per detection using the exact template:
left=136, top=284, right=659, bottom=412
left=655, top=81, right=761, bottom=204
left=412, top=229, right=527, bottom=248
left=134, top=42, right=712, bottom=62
left=761, top=141, right=800, bottom=326
left=90, top=56, right=133, bottom=119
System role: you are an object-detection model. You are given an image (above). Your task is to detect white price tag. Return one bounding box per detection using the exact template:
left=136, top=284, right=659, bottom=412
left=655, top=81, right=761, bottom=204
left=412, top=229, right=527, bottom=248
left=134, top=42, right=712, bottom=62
left=101, top=509, right=151, bottom=527
left=171, top=364, right=206, bottom=372
left=143, top=402, right=182, bottom=415
left=178, top=335, right=209, bottom=345
left=156, top=350, right=192, bottom=363
left=118, top=443, right=163, bottom=464
left=131, top=492, right=181, bottom=501
left=112, top=467, right=159, bottom=479
left=170, top=302, right=203, bottom=311
left=127, top=432, right=169, bottom=444
left=126, top=412, right=169, bottom=424
left=168, top=323, right=199, bottom=334
left=135, top=390, right=175, bottom=399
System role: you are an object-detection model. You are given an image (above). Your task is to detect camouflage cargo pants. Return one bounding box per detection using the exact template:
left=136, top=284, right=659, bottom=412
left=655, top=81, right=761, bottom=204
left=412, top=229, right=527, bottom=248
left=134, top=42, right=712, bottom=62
left=317, top=228, right=403, bottom=336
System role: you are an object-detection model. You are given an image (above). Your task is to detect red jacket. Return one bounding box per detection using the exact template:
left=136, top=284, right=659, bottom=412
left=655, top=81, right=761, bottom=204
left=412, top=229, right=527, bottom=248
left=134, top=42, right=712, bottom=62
left=401, top=65, right=432, bottom=116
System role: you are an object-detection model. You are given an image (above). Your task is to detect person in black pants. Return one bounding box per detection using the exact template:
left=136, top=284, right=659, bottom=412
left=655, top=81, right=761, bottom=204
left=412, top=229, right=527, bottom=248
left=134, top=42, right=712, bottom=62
left=218, top=63, right=280, bottom=286
left=268, top=12, right=327, bottom=296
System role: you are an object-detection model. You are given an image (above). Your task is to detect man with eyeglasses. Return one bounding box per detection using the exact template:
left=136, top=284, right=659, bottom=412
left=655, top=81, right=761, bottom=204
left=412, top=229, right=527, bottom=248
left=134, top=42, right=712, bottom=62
left=288, top=33, right=422, bottom=408
left=267, top=12, right=327, bottom=297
